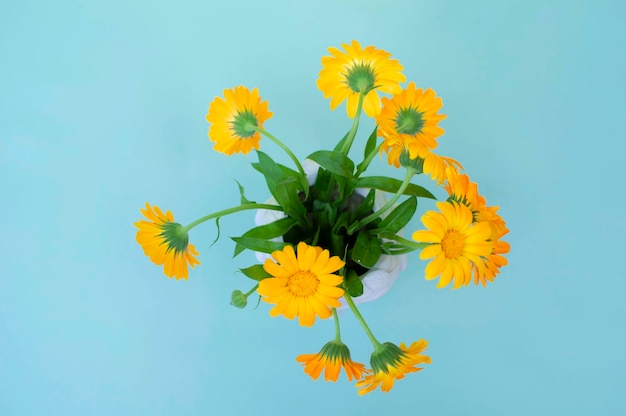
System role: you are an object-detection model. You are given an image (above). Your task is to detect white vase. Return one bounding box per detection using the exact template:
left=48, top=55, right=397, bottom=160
left=254, top=160, right=407, bottom=308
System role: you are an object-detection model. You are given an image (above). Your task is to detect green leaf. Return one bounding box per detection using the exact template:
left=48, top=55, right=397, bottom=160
left=350, top=188, right=376, bottom=222
left=231, top=236, right=287, bottom=254
left=233, top=217, right=296, bottom=257
left=378, top=196, right=417, bottom=234
left=356, top=176, right=436, bottom=199
left=351, top=231, right=382, bottom=268
left=235, top=181, right=256, bottom=205
left=355, top=127, right=379, bottom=176
left=363, top=127, right=378, bottom=160
left=209, top=217, right=221, bottom=248
left=256, top=151, right=309, bottom=227
left=307, top=150, right=355, bottom=178
left=344, top=269, right=364, bottom=297
left=333, top=130, right=350, bottom=152
left=239, top=264, right=272, bottom=281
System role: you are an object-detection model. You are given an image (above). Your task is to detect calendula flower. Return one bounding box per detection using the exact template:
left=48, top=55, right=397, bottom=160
left=206, top=86, right=273, bottom=155
left=356, top=340, right=431, bottom=395
left=443, top=168, right=510, bottom=285
left=381, top=142, right=463, bottom=184
left=258, top=242, right=345, bottom=327
left=317, top=40, right=405, bottom=118
left=377, top=83, right=447, bottom=150
left=473, top=206, right=510, bottom=286
left=412, top=202, right=491, bottom=289
left=444, top=167, right=483, bottom=213
left=296, top=340, right=366, bottom=382
left=134, top=203, right=200, bottom=280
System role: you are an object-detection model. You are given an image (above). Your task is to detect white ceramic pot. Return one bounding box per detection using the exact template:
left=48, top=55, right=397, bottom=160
left=254, top=160, right=407, bottom=307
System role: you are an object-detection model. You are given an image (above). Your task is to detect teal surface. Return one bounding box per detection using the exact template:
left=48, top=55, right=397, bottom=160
left=1, top=0, right=625, bottom=414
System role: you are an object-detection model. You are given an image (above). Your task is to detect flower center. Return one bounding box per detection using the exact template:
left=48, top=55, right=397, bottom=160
left=395, top=107, right=425, bottom=135
left=230, top=110, right=258, bottom=138
left=345, top=62, right=376, bottom=93
left=441, top=229, right=465, bottom=259
left=287, top=271, right=320, bottom=297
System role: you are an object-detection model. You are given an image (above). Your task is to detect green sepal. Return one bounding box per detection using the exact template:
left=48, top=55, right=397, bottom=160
left=344, top=268, right=364, bottom=297
left=356, top=176, right=436, bottom=199
left=239, top=264, right=272, bottom=281
left=233, top=217, right=296, bottom=257
left=307, top=150, right=355, bottom=179
left=377, top=196, right=417, bottom=234
left=235, top=180, right=256, bottom=205
left=231, top=236, right=287, bottom=254
left=254, top=151, right=309, bottom=227
left=209, top=217, right=221, bottom=248
left=351, top=231, right=382, bottom=268
left=370, top=342, right=406, bottom=374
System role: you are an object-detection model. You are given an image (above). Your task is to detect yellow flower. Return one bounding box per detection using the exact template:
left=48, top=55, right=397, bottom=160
left=206, top=86, right=273, bottom=156
left=258, top=242, right=345, bottom=327
left=412, top=202, right=491, bottom=289
left=356, top=340, right=431, bottom=396
left=443, top=167, right=510, bottom=286
left=444, top=167, right=483, bottom=212
left=134, top=203, right=200, bottom=280
left=380, top=141, right=463, bottom=184
left=296, top=340, right=366, bottom=382
left=317, top=40, right=405, bottom=118
left=377, top=82, right=447, bottom=150
left=473, top=206, right=510, bottom=286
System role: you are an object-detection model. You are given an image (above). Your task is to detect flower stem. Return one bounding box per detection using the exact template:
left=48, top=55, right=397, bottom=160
left=348, top=167, right=416, bottom=234
left=244, top=284, right=259, bottom=297
left=343, top=292, right=382, bottom=349
left=254, top=127, right=309, bottom=198
left=332, top=309, right=342, bottom=343
left=340, top=92, right=366, bottom=156
left=182, top=203, right=283, bottom=233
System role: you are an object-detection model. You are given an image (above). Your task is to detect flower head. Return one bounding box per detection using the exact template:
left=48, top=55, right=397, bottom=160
left=381, top=142, right=463, bottom=184
left=206, top=86, right=273, bottom=155
left=473, top=206, right=510, bottom=286
left=356, top=340, right=431, bottom=395
left=412, top=202, right=491, bottom=289
left=377, top=83, right=446, bottom=150
left=296, top=340, right=366, bottom=382
left=443, top=167, right=510, bottom=286
left=134, top=203, right=200, bottom=280
left=317, top=40, right=405, bottom=118
left=258, top=242, right=345, bottom=327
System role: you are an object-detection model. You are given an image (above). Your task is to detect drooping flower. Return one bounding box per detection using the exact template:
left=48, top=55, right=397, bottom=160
left=412, top=202, right=491, bottom=289
left=134, top=203, right=200, bottom=280
left=377, top=83, right=447, bottom=150
left=296, top=340, right=366, bottom=382
left=206, top=86, right=273, bottom=155
left=258, top=242, right=345, bottom=327
left=356, top=339, right=431, bottom=396
left=317, top=40, right=405, bottom=118
left=380, top=141, right=463, bottom=184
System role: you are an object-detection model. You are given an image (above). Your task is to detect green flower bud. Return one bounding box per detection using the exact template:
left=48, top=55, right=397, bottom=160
left=230, top=289, right=248, bottom=309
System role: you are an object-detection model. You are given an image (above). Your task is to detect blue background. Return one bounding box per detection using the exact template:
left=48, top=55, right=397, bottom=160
left=2, top=0, right=625, bottom=414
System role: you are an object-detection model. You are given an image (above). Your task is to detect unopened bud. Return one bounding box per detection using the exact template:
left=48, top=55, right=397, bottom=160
left=230, top=290, right=248, bottom=309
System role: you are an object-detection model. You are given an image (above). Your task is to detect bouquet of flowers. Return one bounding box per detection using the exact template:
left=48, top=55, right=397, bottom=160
left=135, top=40, right=510, bottom=395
